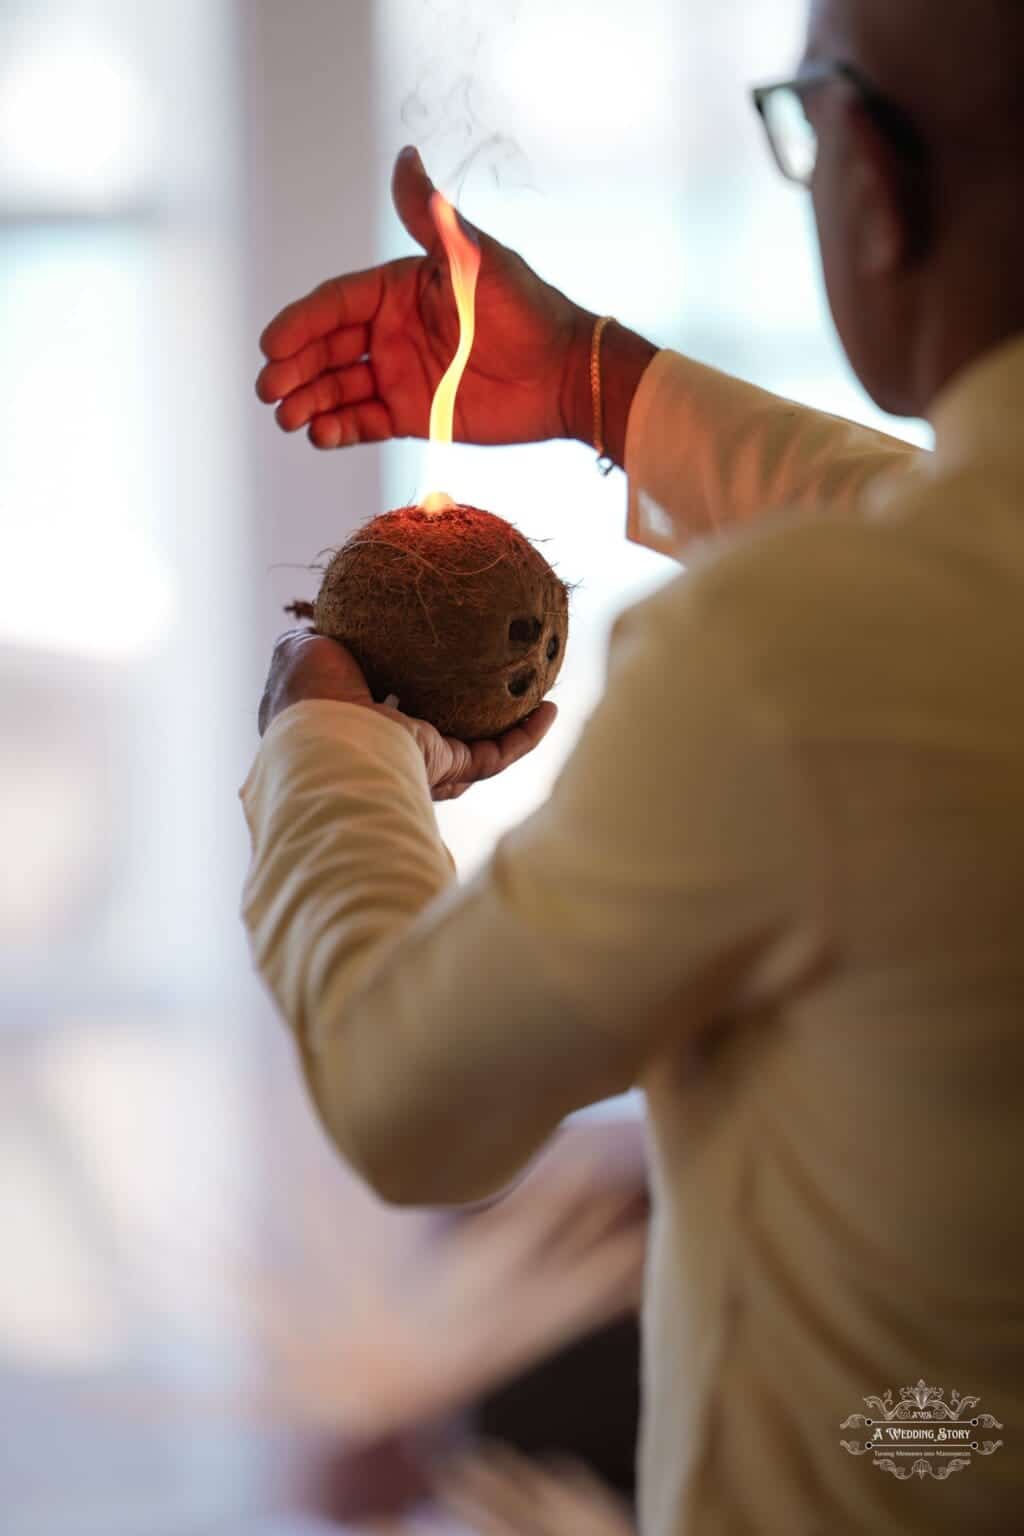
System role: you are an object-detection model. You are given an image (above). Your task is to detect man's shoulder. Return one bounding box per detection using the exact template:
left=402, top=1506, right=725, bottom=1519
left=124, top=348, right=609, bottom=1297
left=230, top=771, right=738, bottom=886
left=622, top=498, right=981, bottom=717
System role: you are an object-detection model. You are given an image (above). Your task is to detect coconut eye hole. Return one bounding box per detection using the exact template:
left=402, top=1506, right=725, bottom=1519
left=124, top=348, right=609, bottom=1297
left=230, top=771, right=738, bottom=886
left=507, top=669, right=535, bottom=699
left=546, top=635, right=560, bottom=662
left=509, top=617, right=543, bottom=647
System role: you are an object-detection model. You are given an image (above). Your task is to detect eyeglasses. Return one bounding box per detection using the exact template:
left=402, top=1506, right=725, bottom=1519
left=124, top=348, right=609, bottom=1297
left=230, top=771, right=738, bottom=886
left=752, top=60, right=926, bottom=189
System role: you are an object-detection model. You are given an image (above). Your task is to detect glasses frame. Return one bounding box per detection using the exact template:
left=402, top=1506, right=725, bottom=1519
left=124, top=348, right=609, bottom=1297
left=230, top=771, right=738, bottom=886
left=751, top=60, right=927, bottom=189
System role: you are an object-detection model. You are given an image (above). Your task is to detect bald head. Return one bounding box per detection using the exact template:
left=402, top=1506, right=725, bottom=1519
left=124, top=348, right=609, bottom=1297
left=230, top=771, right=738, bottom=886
left=797, top=0, right=1024, bottom=418
left=808, top=0, right=1024, bottom=162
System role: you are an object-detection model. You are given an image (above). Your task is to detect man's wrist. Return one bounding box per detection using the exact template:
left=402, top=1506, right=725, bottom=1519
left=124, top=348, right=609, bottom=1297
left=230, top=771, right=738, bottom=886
left=560, top=311, right=658, bottom=468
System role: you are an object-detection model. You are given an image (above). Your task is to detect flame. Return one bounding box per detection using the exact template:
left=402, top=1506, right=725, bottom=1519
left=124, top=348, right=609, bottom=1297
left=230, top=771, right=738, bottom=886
left=422, top=488, right=456, bottom=514
left=421, top=189, right=481, bottom=516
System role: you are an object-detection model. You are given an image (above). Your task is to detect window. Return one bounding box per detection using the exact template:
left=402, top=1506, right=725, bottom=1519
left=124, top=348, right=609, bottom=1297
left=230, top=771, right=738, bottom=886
left=0, top=0, right=256, bottom=1460
left=0, top=0, right=251, bottom=1009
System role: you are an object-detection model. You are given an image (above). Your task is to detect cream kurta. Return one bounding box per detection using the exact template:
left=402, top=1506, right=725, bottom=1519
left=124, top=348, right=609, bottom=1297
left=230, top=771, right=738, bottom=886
left=241, top=335, right=1024, bottom=1534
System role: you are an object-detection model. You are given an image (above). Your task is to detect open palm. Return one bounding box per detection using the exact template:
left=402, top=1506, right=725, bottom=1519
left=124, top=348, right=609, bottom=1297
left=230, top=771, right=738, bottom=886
left=256, top=147, right=588, bottom=453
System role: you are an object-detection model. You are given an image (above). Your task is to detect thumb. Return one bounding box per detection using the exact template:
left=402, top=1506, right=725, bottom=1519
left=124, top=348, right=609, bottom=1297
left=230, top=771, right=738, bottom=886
left=392, top=145, right=439, bottom=253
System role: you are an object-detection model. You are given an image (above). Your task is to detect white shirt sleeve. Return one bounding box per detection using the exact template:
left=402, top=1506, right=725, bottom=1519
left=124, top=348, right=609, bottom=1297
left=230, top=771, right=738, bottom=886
left=625, top=350, right=919, bottom=558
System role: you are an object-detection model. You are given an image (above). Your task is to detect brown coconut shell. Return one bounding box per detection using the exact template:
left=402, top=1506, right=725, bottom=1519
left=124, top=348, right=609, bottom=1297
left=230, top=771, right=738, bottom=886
left=311, top=504, right=571, bottom=741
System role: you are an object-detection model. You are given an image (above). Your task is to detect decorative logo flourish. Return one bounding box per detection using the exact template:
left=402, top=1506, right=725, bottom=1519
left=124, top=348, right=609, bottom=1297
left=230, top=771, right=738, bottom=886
left=840, top=1380, right=1004, bottom=1482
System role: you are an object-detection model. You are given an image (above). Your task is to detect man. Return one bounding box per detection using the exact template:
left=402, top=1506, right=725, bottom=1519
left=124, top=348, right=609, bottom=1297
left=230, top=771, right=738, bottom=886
left=244, top=1, right=1024, bottom=1530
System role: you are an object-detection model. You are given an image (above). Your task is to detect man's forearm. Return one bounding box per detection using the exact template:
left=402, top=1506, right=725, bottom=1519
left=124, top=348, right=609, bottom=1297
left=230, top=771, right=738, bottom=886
left=622, top=351, right=921, bottom=555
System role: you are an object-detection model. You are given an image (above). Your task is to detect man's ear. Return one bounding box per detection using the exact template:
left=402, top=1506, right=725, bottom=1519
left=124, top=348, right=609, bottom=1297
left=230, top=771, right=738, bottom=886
left=844, top=102, right=917, bottom=277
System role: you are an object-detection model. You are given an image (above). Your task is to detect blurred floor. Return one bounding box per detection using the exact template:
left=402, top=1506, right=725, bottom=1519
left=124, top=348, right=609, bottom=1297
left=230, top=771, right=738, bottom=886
left=0, top=1006, right=647, bottom=1535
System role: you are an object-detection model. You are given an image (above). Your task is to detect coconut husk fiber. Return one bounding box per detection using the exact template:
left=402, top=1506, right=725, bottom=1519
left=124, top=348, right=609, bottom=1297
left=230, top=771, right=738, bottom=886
left=304, top=504, right=571, bottom=741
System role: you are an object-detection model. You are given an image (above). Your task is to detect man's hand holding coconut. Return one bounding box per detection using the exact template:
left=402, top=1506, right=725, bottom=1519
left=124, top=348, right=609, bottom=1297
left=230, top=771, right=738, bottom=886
left=257, top=626, right=558, bottom=804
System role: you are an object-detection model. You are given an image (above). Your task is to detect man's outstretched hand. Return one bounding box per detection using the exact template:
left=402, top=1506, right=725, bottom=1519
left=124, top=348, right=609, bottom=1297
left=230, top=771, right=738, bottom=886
left=258, top=629, right=557, bottom=803
left=255, top=146, right=592, bottom=453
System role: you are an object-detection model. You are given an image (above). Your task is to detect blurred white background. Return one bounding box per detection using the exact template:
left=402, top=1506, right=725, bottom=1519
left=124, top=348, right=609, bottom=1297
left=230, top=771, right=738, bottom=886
left=0, top=2, right=929, bottom=1531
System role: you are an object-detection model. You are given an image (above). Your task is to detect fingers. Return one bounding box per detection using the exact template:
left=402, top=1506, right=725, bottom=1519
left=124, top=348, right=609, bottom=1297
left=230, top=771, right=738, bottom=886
left=433, top=1442, right=636, bottom=1536
left=256, top=326, right=369, bottom=404
left=307, top=399, right=392, bottom=450
left=538, top=1456, right=638, bottom=1535
left=434, top=781, right=474, bottom=802
left=274, top=363, right=375, bottom=432
left=258, top=144, right=437, bottom=363
left=265, top=629, right=314, bottom=676
left=434, top=1443, right=549, bottom=1536
left=260, top=337, right=393, bottom=448
left=259, top=269, right=384, bottom=361
left=470, top=701, right=559, bottom=780
left=391, top=143, right=439, bottom=253
left=428, top=703, right=557, bottom=801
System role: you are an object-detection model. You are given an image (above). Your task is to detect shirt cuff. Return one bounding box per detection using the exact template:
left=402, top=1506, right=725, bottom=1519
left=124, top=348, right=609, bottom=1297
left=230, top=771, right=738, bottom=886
left=624, top=349, right=691, bottom=560
left=240, top=698, right=431, bottom=813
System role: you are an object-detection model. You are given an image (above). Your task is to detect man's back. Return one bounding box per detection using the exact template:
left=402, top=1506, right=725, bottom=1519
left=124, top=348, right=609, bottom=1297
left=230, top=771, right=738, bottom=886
left=634, top=344, right=1024, bottom=1534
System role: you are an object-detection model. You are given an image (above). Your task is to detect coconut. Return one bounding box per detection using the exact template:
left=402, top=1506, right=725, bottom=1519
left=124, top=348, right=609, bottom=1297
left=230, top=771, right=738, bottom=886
left=306, top=504, right=571, bottom=741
